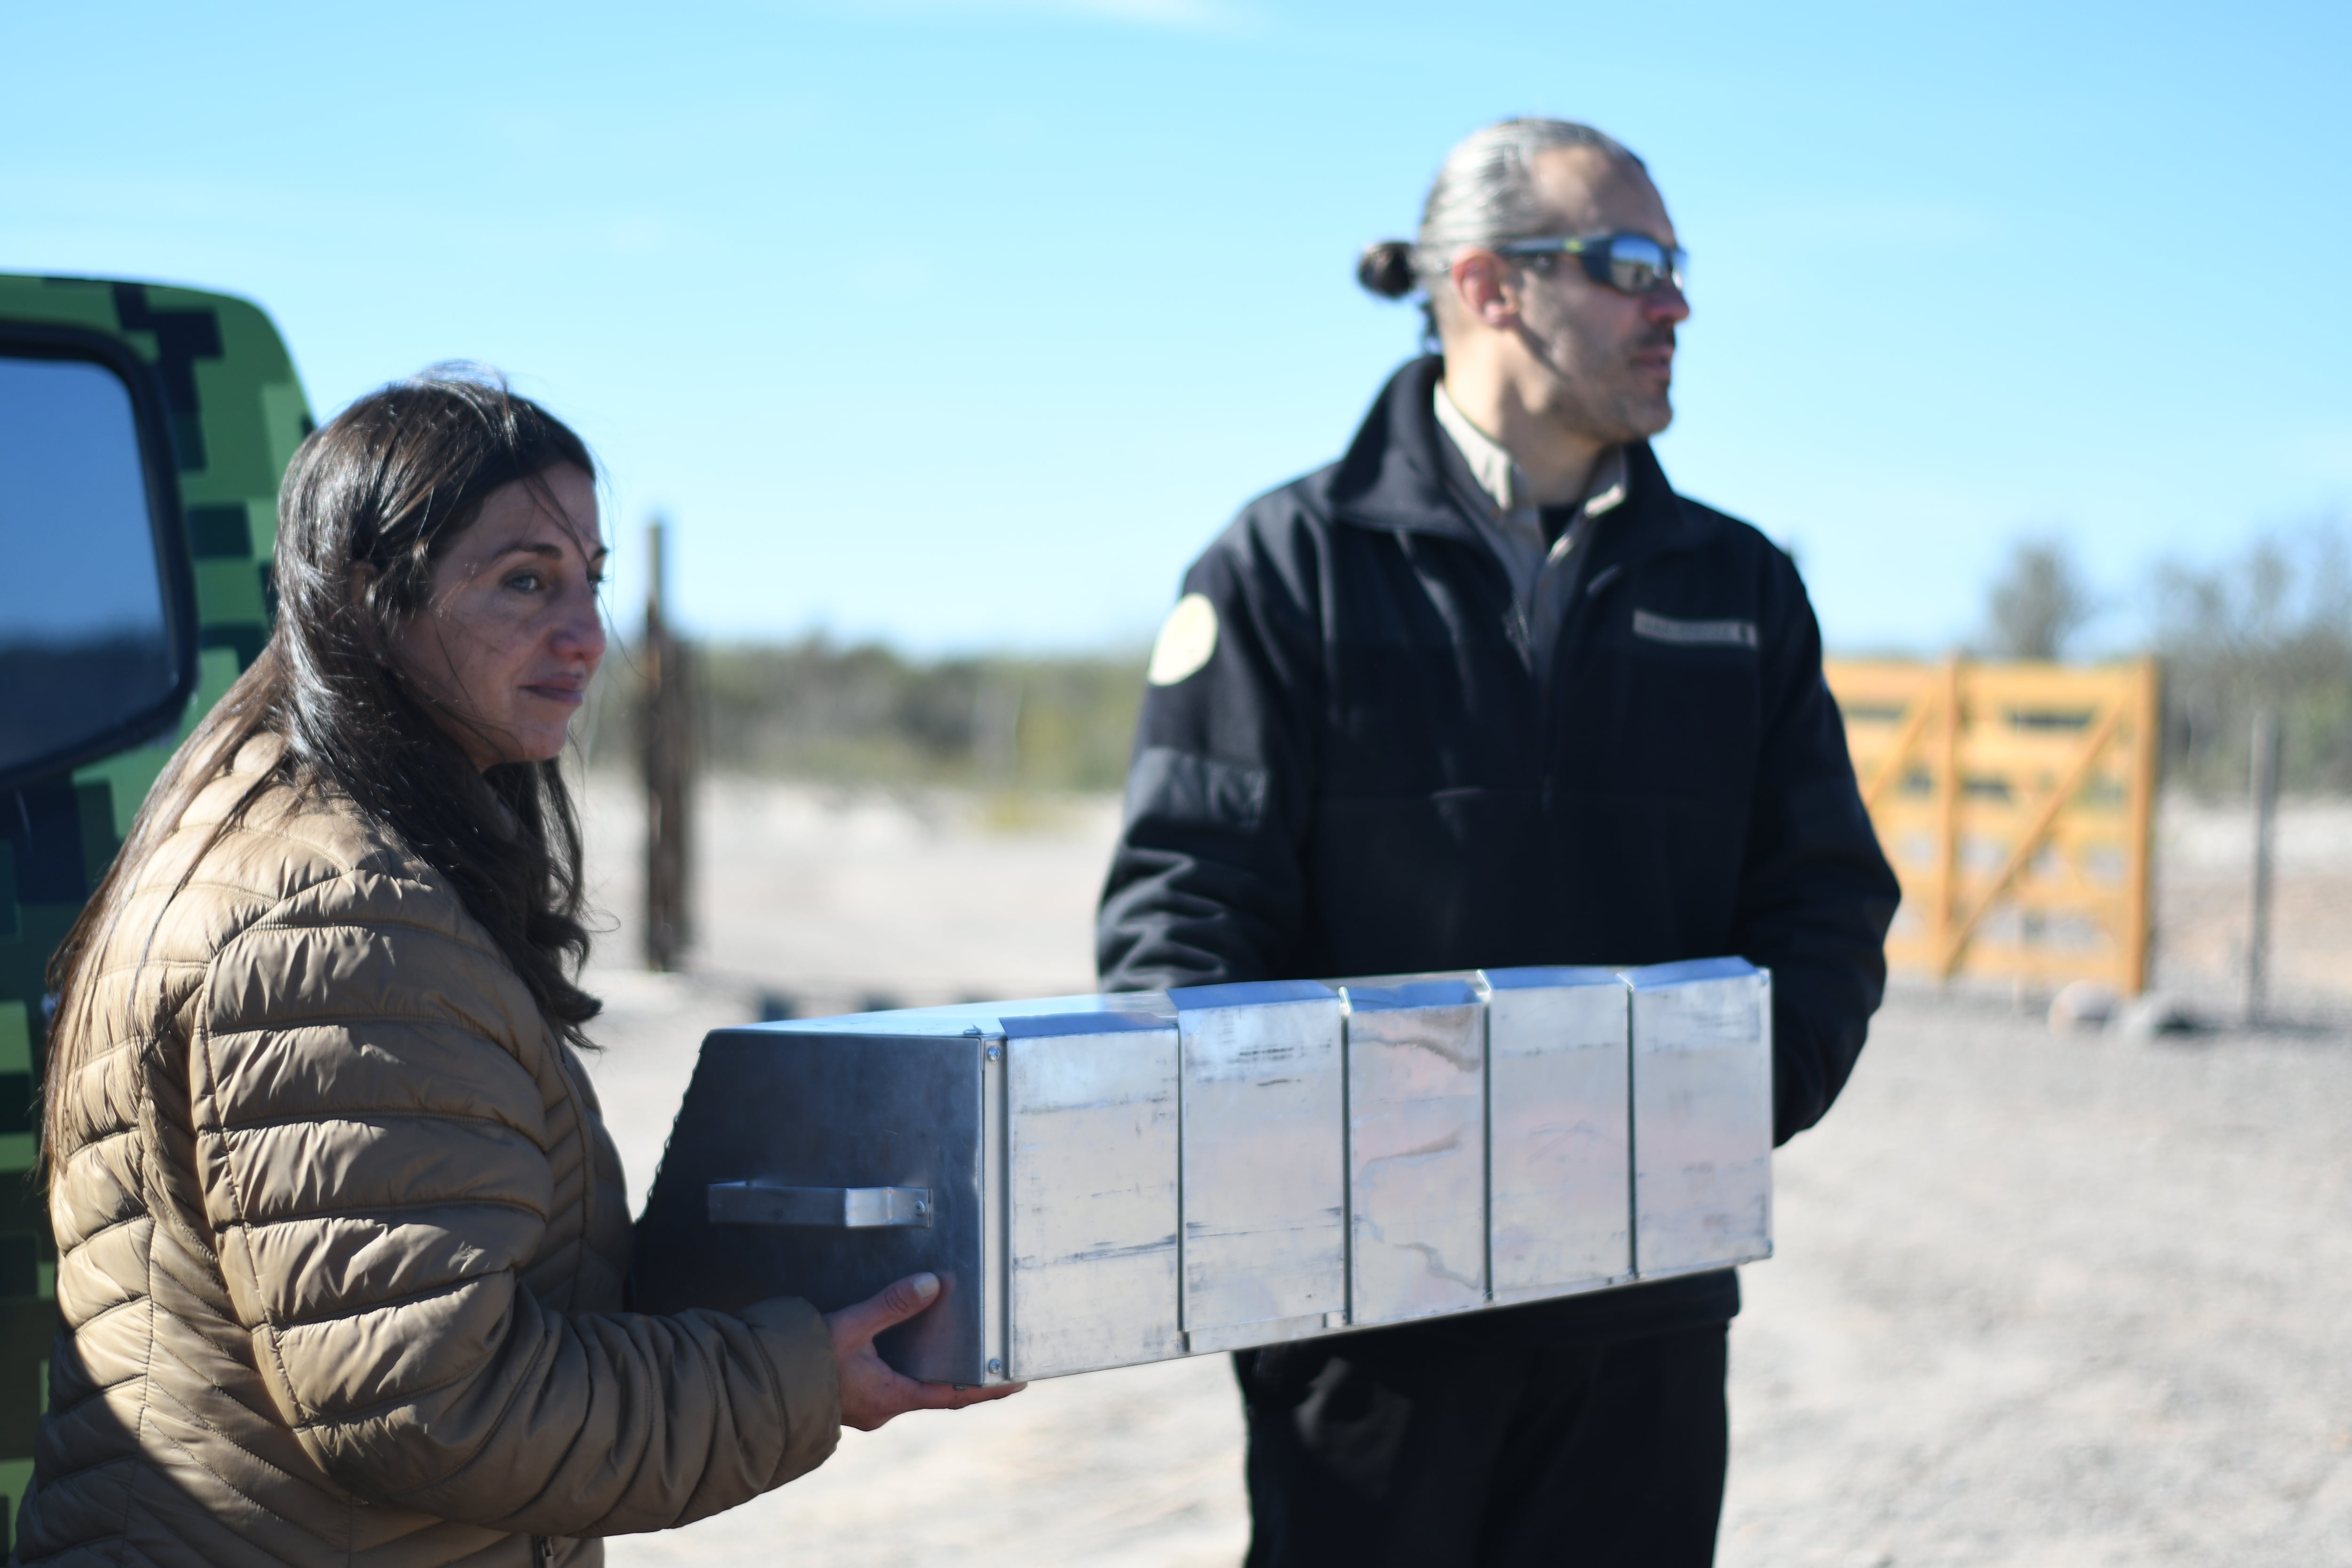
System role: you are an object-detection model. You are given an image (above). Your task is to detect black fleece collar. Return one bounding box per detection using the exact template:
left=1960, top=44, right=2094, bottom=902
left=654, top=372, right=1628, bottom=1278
left=1326, top=356, right=1720, bottom=569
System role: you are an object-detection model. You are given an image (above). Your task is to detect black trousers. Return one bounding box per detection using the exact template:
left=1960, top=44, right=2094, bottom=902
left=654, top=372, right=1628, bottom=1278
left=1234, top=1321, right=1729, bottom=1568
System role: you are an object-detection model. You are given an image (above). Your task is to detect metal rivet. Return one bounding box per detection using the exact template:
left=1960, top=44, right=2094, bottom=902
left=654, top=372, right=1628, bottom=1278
left=985, top=1044, right=1002, bottom=1061
left=986, top=1358, right=1004, bottom=1376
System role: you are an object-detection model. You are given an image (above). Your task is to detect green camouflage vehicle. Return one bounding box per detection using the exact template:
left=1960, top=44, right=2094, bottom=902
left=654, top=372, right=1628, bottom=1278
left=0, top=274, right=310, bottom=1550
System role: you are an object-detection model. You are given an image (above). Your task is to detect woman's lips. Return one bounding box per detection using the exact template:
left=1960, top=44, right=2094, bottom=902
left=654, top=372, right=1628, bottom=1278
left=523, top=683, right=586, bottom=706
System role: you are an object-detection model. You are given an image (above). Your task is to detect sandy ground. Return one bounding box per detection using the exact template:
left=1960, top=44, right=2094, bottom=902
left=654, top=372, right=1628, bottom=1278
left=576, top=774, right=2352, bottom=1567
left=2149, top=795, right=2352, bottom=1025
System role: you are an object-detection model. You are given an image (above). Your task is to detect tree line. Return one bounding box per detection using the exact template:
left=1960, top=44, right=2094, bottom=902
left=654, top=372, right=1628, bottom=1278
left=1981, top=520, right=2350, bottom=795
left=588, top=519, right=2350, bottom=798
left=588, top=636, right=1147, bottom=794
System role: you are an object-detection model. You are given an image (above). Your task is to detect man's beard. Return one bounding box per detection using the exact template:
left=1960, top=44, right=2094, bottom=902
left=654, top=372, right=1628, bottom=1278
left=1519, top=317, right=1678, bottom=443
left=1617, top=322, right=1677, bottom=434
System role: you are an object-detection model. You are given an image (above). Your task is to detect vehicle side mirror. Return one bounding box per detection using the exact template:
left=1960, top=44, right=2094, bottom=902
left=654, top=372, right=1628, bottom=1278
left=0, top=335, right=199, bottom=792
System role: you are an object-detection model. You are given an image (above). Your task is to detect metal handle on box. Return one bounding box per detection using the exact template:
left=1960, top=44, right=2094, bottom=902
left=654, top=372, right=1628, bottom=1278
left=708, top=1182, right=934, bottom=1228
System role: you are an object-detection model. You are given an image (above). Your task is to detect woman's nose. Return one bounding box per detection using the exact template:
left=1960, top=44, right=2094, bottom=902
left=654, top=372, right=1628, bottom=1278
left=553, top=592, right=607, bottom=668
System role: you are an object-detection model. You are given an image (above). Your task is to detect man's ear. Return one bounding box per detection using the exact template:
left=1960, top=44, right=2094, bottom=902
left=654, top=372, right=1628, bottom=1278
left=1449, top=250, right=1518, bottom=330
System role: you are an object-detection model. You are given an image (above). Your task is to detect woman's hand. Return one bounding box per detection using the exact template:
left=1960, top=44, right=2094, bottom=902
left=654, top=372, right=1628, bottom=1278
left=823, top=1273, right=1025, bottom=1431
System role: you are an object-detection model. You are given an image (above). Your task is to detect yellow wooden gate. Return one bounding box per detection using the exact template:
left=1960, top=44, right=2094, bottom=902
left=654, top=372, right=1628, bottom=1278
left=1824, top=658, right=2161, bottom=995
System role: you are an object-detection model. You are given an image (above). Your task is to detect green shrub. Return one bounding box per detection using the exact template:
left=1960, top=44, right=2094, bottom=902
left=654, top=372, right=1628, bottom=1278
left=589, top=635, right=1147, bottom=792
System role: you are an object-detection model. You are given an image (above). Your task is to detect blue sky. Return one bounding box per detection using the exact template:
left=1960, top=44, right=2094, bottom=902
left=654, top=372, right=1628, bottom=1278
left=6, top=0, right=2347, bottom=655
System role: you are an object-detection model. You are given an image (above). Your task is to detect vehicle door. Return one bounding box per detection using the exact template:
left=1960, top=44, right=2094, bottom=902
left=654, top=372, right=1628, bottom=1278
left=0, top=273, right=308, bottom=1551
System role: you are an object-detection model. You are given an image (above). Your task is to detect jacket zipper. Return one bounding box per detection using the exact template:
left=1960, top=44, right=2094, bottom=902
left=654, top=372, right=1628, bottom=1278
left=1536, top=553, right=1628, bottom=807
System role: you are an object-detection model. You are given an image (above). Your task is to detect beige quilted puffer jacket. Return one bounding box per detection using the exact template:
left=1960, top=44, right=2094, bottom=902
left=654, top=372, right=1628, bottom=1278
left=21, top=741, right=839, bottom=1566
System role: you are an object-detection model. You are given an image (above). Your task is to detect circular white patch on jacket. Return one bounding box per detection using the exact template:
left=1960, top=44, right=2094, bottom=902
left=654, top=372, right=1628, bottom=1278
left=1147, top=593, right=1219, bottom=686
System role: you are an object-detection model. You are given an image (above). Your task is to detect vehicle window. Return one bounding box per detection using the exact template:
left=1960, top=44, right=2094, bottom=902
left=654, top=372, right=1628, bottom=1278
left=0, top=354, right=183, bottom=784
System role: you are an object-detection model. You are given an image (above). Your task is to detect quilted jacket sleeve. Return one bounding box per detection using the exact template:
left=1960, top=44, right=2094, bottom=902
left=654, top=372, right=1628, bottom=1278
left=190, top=864, right=840, bottom=1536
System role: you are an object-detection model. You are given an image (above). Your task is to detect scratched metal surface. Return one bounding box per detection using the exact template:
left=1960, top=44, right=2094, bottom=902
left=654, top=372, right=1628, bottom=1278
left=1002, top=1006, right=1182, bottom=1380
left=1337, top=979, right=1487, bottom=1326
left=1167, top=980, right=1349, bottom=1353
left=1486, top=965, right=1636, bottom=1303
left=1629, top=958, right=1775, bottom=1278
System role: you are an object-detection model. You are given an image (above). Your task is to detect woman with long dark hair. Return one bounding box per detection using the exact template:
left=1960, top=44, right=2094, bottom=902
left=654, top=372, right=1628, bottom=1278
left=22, top=371, right=1012, bottom=1567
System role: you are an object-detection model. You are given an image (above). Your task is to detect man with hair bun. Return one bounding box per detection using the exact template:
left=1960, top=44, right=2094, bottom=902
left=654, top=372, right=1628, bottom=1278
left=1098, top=117, right=1899, bottom=1566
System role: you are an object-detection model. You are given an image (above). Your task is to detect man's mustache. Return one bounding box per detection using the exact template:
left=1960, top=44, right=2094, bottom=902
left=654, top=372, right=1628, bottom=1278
left=1510, top=321, right=1677, bottom=377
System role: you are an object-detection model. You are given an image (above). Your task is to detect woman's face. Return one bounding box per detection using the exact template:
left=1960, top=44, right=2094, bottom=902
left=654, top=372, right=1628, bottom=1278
left=389, top=464, right=608, bottom=769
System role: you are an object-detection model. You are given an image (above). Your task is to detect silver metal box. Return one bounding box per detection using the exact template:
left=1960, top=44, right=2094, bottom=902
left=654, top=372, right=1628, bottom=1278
left=634, top=958, right=1775, bottom=1387
left=1337, top=979, right=1487, bottom=1326
left=1002, top=1003, right=1184, bottom=1377
left=1483, top=965, right=1634, bottom=1303
left=1167, top=980, right=1348, bottom=1353
left=1626, top=958, right=1775, bottom=1279
left=634, top=1000, right=1005, bottom=1382
left=635, top=993, right=1184, bottom=1384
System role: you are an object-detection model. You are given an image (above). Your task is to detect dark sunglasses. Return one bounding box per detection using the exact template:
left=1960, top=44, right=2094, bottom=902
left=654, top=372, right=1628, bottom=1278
left=1491, top=233, right=1688, bottom=296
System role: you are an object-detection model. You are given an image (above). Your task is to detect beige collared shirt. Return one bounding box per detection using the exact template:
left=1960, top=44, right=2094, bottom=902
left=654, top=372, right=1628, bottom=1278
left=1432, top=381, right=1628, bottom=673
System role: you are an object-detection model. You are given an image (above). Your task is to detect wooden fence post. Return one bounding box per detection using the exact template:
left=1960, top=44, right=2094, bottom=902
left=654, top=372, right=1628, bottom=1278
left=2246, top=708, right=2281, bottom=1023
left=2122, top=657, right=2160, bottom=995
left=642, top=518, right=694, bottom=973
left=1932, top=654, right=1963, bottom=981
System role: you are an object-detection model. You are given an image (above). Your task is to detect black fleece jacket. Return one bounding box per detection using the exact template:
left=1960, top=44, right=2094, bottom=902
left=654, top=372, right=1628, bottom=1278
left=1097, top=357, right=1900, bottom=1344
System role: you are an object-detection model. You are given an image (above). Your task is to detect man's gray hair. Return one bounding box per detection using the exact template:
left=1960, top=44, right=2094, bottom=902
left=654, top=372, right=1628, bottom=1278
left=1358, top=118, right=1645, bottom=305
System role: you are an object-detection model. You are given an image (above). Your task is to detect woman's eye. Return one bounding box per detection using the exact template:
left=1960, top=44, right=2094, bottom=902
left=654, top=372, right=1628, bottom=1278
left=506, top=572, right=544, bottom=593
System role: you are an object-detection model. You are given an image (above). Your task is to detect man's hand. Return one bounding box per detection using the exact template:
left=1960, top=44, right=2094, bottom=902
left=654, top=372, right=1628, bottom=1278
left=823, top=1272, right=1025, bottom=1431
